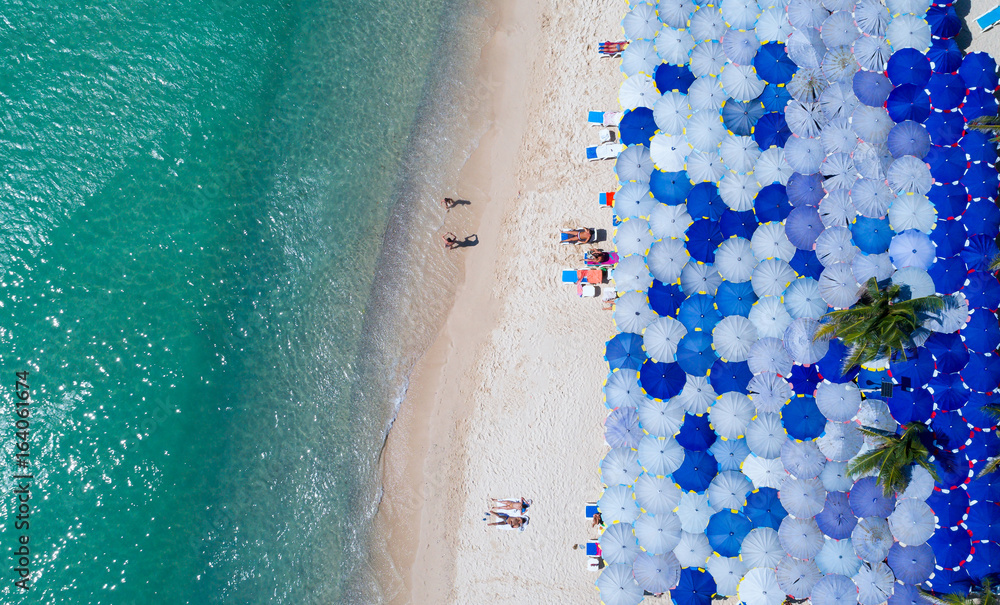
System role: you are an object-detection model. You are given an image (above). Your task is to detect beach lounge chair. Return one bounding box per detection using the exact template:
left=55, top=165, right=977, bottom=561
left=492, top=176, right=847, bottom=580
left=588, top=111, right=623, bottom=127
left=561, top=269, right=605, bottom=285
left=978, top=4, right=1000, bottom=30
left=598, top=128, right=615, bottom=143
left=599, top=41, right=628, bottom=57
left=586, top=541, right=603, bottom=571
left=578, top=283, right=598, bottom=297
left=599, top=191, right=615, bottom=207
left=586, top=143, right=625, bottom=161
left=559, top=227, right=596, bottom=244
left=585, top=503, right=599, bottom=518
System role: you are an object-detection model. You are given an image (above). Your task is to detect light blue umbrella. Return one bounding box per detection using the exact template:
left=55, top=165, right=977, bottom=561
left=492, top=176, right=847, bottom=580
left=674, top=531, right=713, bottom=568
left=815, top=381, right=862, bottom=422
left=691, top=40, right=728, bottom=78
left=616, top=144, right=655, bottom=183
left=596, top=563, right=644, bottom=605
left=777, top=556, right=823, bottom=599
left=678, top=374, right=716, bottom=415
left=723, top=29, right=761, bottom=65
left=889, top=229, right=934, bottom=270
left=602, top=446, right=642, bottom=486
left=620, top=74, right=661, bottom=110
left=706, top=555, right=747, bottom=597
left=633, top=552, right=682, bottom=593
left=638, top=396, right=686, bottom=437
left=781, top=439, right=827, bottom=479
left=820, top=460, right=855, bottom=492
left=821, top=118, right=859, bottom=155
left=749, top=296, right=794, bottom=340
left=852, top=105, right=893, bottom=143
left=852, top=252, right=894, bottom=284
left=622, top=38, right=660, bottom=77
left=784, top=277, right=829, bottom=319
left=788, top=0, right=828, bottom=28
left=823, top=11, right=862, bottom=47
left=852, top=516, right=893, bottom=562
left=622, top=2, right=660, bottom=40
left=811, top=574, right=860, bottom=605
left=888, top=155, right=932, bottom=194
left=599, top=484, right=640, bottom=524
left=851, top=178, right=895, bottom=219
left=615, top=182, right=658, bottom=219
left=710, top=438, right=751, bottom=472
left=756, top=7, right=794, bottom=43
left=690, top=5, right=727, bottom=41
left=823, top=45, right=860, bottom=83
left=854, top=140, right=893, bottom=179
left=887, top=497, right=935, bottom=546
left=650, top=205, right=692, bottom=240
left=681, top=260, right=723, bottom=296
left=779, top=516, right=826, bottom=559
left=818, top=420, right=863, bottom=461
left=747, top=412, right=787, bottom=458
left=715, top=237, right=756, bottom=283
left=654, top=91, right=692, bottom=135
left=613, top=254, right=654, bottom=291
left=820, top=81, right=859, bottom=120
left=747, top=372, right=792, bottom=413
left=855, top=0, right=889, bottom=35
left=819, top=262, right=862, bottom=309
left=887, top=14, right=931, bottom=53
left=658, top=0, right=696, bottom=28
left=783, top=317, right=829, bottom=364
left=615, top=218, right=655, bottom=256
left=688, top=76, right=728, bottom=112
left=821, top=152, right=856, bottom=191
left=607, top=406, right=643, bottom=448
left=752, top=223, right=796, bottom=263
left=888, top=193, right=936, bottom=233
left=852, top=35, right=890, bottom=71
left=753, top=258, right=797, bottom=297
left=643, top=316, right=688, bottom=363
left=748, top=337, right=794, bottom=376
left=742, top=454, right=787, bottom=489
left=721, top=64, right=766, bottom=101
left=657, top=27, right=696, bottom=66
left=854, top=561, right=895, bottom=605
left=638, top=435, right=685, bottom=477
left=678, top=492, right=714, bottom=532
left=786, top=100, right=825, bottom=139
left=721, top=0, right=760, bottom=30
left=890, top=266, right=935, bottom=300
left=819, top=189, right=855, bottom=228
left=635, top=512, right=684, bottom=554
left=707, top=470, right=753, bottom=510
left=780, top=475, right=827, bottom=517
left=634, top=472, right=682, bottom=514
left=614, top=291, right=658, bottom=334
left=686, top=109, right=728, bottom=152
left=788, top=68, right=829, bottom=105
left=604, top=369, right=646, bottom=409
left=739, top=527, right=784, bottom=569
left=601, top=521, right=642, bottom=565
left=687, top=149, right=726, bottom=183
left=816, top=539, right=862, bottom=576
left=739, top=567, right=784, bottom=605
left=711, top=392, right=756, bottom=440
left=784, top=135, right=825, bottom=173
left=713, top=315, right=759, bottom=363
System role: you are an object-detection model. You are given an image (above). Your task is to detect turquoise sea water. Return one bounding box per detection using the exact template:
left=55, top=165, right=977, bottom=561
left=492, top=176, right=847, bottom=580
left=0, top=0, right=484, bottom=602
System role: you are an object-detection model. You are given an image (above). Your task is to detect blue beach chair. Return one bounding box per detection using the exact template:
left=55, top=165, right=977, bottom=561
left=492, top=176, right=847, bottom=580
left=977, top=4, right=1000, bottom=31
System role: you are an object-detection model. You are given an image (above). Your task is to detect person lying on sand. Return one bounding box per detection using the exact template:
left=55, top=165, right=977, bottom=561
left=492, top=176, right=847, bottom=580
left=486, top=511, right=529, bottom=529
left=490, top=497, right=531, bottom=514
left=562, top=228, right=593, bottom=243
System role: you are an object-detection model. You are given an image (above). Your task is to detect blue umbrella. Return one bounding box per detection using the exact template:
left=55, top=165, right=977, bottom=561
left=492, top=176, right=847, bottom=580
left=851, top=216, right=893, bottom=254
left=620, top=108, right=659, bottom=145
left=606, top=406, right=643, bottom=448
left=816, top=491, right=857, bottom=539
left=888, top=121, right=931, bottom=159
left=967, top=472, right=1000, bottom=504
left=932, top=410, right=974, bottom=451
left=966, top=427, right=1000, bottom=462
left=926, top=527, right=973, bottom=569
left=719, top=209, right=759, bottom=240
left=924, top=565, right=971, bottom=592
left=687, top=219, right=725, bottom=263
left=746, top=487, right=787, bottom=529
left=965, top=392, right=1000, bottom=431
left=887, top=387, right=934, bottom=425
left=962, top=352, right=1000, bottom=393
left=965, top=200, right=1000, bottom=236
left=754, top=184, right=792, bottom=222
left=673, top=567, right=717, bottom=605
left=850, top=477, right=897, bottom=518
left=926, top=333, right=970, bottom=373
left=960, top=52, right=1000, bottom=90
left=687, top=182, right=727, bottom=221
left=759, top=83, right=792, bottom=113
left=656, top=63, right=695, bottom=94
left=723, top=98, right=765, bottom=136
left=786, top=206, right=824, bottom=250
left=650, top=170, right=694, bottom=204
left=889, top=582, right=929, bottom=605
left=928, top=73, right=967, bottom=112
left=716, top=281, right=757, bottom=317
left=755, top=42, right=797, bottom=85
left=928, top=255, right=968, bottom=295
left=887, top=542, right=935, bottom=584
left=927, top=37, right=963, bottom=75
left=679, top=294, right=723, bottom=332
left=782, top=395, right=825, bottom=440
left=928, top=183, right=969, bottom=219
left=927, top=5, right=962, bottom=37
left=934, top=451, right=974, bottom=489
left=707, top=510, right=752, bottom=556
left=964, top=499, right=1000, bottom=539
left=787, top=172, right=825, bottom=207
left=676, top=413, right=717, bottom=451
left=889, top=230, right=935, bottom=270
left=887, top=84, right=931, bottom=123
left=709, top=359, right=753, bottom=395
left=929, top=372, right=971, bottom=411
left=927, top=488, right=970, bottom=528
left=924, top=111, right=966, bottom=146
left=966, top=540, right=1000, bottom=580
left=962, top=88, right=998, bottom=121
left=675, top=449, right=718, bottom=492
left=961, top=309, right=1000, bottom=353
left=754, top=112, right=792, bottom=150
left=649, top=280, right=685, bottom=317
left=817, top=338, right=860, bottom=382
left=962, top=131, right=999, bottom=163
left=790, top=249, right=824, bottom=280
left=891, top=353, right=936, bottom=390
left=640, top=360, right=687, bottom=400
left=676, top=331, right=719, bottom=376
left=606, top=333, right=648, bottom=371
left=964, top=162, right=999, bottom=200
left=853, top=70, right=894, bottom=107
left=888, top=48, right=932, bottom=88
left=789, top=364, right=821, bottom=391
left=926, top=146, right=967, bottom=183
left=929, top=218, right=968, bottom=257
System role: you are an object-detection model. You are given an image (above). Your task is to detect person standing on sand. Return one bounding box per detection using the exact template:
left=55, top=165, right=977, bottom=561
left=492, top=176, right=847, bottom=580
left=441, top=197, right=456, bottom=211
left=442, top=232, right=459, bottom=250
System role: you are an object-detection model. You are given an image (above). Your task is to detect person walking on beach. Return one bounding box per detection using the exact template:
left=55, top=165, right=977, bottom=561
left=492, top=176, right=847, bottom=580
left=442, top=232, right=459, bottom=250
left=441, top=197, right=456, bottom=211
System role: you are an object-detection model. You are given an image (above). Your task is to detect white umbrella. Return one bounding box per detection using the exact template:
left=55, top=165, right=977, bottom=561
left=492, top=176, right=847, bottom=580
left=707, top=470, right=754, bottom=510
left=815, top=382, right=861, bottom=421
left=756, top=7, right=794, bottom=43
left=740, top=527, right=784, bottom=568
left=752, top=258, right=797, bottom=297
left=820, top=189, right=856, bottom=228
left=687, top=150, right=727, bottom=183
left=858, top=398, right=897, bottom=434
left=714, top=315, right=759, bottom=362
left=719, top=171, right=760, bottom=211
left=889, top=230, right=934, bottom=270
left=855, top=0, right=889, bottom=35
left=602, top=446, right=642, bottom=486
left=720, top=136, right=761, bottom=173
left=820, top=81, right=859, bottom=120
left=777, top=556, right=823, bottom=599
left=644, top=316, right=688, bottom=363
left=654, top=92, right=692, bottom=135
left=755, top=147, right=793, bottom=186
left=691, top=40, right=728, bottom=77
left=723, top=29, right=761, bottom=65
left=812, top=574, right=861, bottom=605
left=688, top=76, right=728, bottom=111
left=751, top=223, right=795, bottom=263
left=620, top=74, right=661, bottom=110
left=678, top=374, right=717, bottom=415
left=596, top=563, right=644, bottom=605
left=852, top=105, right=893, bottom=145
left=659, top=0, right=697, bottom=27
left=924, top=292, right=968, bottom=333
left=815, top=227, right=858, bottom=267
left=851, top=177, right=894, bottom=218
left=678, top=492, right=714, bottom=532
left=635, top=511, right=684, bottom=554
left=819, top=262, right=862, bottom=309
left=853, top=141, right=893, bottom=180
left=721, top=0, right=761, bottom=29
left=616, top=182, right=658, bottom=220
left=822, top=45, right=860, bottom=83
left=821, top=152, right=856, bottom=191
left=817, top=539, right=862, bottom=576
left=852, top=252, right=894, bottom=284
left=638, top=396, right=686, bottom=436
left=674, top=531, right=712, bottom=568
left=748, top=372, right=791, bottom=412
left=615, top=218, right=655, bottom=256
left=601, top=522, right=642, bottom=565
left=821, top=118, right=859, bottom=155
left=783, top=277, right=829, bottom=320
left=783, top=317, right=830, bottom=364
left=887, top=14, right=931, bottom=53
left=650, top=203, right=693, bottom=240
left=681, top=260, right=723, bottom=296
left=720, top=64, right=766, bottom=101
left=616, top=144, right=655, bottom=183
left=852, top=516, right=893, bottom=562
left=899, top=465, right=935, bottom=501
left=622, top=38, right=661, bottom=77
left=599, top=484, right=640, bottom=523
left=852, top=35, right=891, bottom=71
left=820, top=460, right=856, bottom=492
left=818, top=421, right=864, bottom=461
left=716, top=237, right=756, bottom=282
left=779, top=516, right=826, bottom=558
left=749, top=296, right=794, bottom=340
left=891, top=266, right=935, bottom=299
left=887, top=0, right=930, bottom=15
left=748, top=337, right=794, bottom=376
left=746, top=412, right=787, bottom=458
left=690, top=6, right=728, bottom=41
left=623, top=2, right=661, bottom=40
left=788, top=0, right=828, bottom=29
left=605, top=369, right=647, bottom=409
left=854, top=562, right=895, bottom=605
left=740, top=567, right=784, bottom=605
left=788, top=67, right=829, bottom=103
left=635, top=472, right=684, bottom=514
left=784, top=135, right=825, bottom=173
left=887, top=155, right=932, bottom=195
left=686, top=110, right=728, bottom=152
left=887, top=498, right=935, bottom=546
left=711, top=392, right=756, bottom=439
left=707, top=555, right=748, bottom=596
left=743, top=454, right=787, bottom=489
left=787, top=27, right=827, bottom=69
left=780, top=476, right=827, bottom=517
left=633, top=551, right=683, bottom=594
left=614, top=291, right=659, bottom=334
left=781, top=439, right=827, bottom=479
left=612, top=254, right=654, bottom=292
left=888, top=193, right=936, bottom=233
left=657, top=27, right=697, bottom=65
left=786, top=100, right=826, bottom=138
left=822, top=11, right=861, bottom=47
left=651, top=133, right=693, bottom=172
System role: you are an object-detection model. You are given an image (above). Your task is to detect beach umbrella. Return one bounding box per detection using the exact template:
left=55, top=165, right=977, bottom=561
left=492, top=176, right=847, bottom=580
left=853, top=70, right=893, bottom=108
left=819, top=263, right=861, bottom=309
left=612, top=254, right=654, bottom=292
left=821, top=462, right=855, bottom=493
left=686, top=182, right=727, bottom=222
left=927, top=36, right=962, bottom=76
left=635, top=512, right=684, bottom=555
left=817, top=338, right=860, bottom=383
left=656, top=27, right=696, bottom=66
left=616, top=218, right=655, bottom=257
left=746, top=413, right=788, bottom=458
left=853, top=106, right=894, bottom=147
left=820, top=81, right=859, bottom=121
left=850, top=477, right=895, bottom=518
left=924, top=111, right=966, bottom=147
left=887, top=14, right=931, bottom=53
left=854, top=141, right=894, bottom=180
left=723, top=29, right=761, bottom=66
left=777, top=557, right=823, bottom=599
left=607, top=407, right=643, bottom=448
left=852, top=516, right=893, bottom=562
left=887, top=497, right=934, bottom=546
left=925, top=527, right=973, bottom=569
left=650, top=133, right=692, bottom=173
left=711, top=437, right=751, bottom=472
left=781, top=438, right=827, bottom=479
left=812, top=574, right=862, bottom=605
left=817, top=541, right=862, bottom=577
left=962, top=351, right=1000, bottom=393
left=817, top=491, right=858, bottom=538
left=790, top=363, right=822, bottom=390
left=638, top=434, right=685, bottom=477
left=707, top=510, right=753, bottom=556
left=690, top=41, right=727, bottom=79
left=748, top=337, right=794, bottom=376
left=926, top=332, right=969, bottom=374
left=888, top=193, right=936, bottom=233
left=751, top=223, right=795, bottom=264
left=640, top=360, right=686, bottom=401
left=706, top=555, right=747, bottom=597
left=788, top=249, right=824, bottom=281
left=720, top=64, right=766, bottom=101
left=963, top=235, right=998, bottom=273
left=634, top=472, right=683, bottom=514
left=687, top=151, right=728, bottom=184
left=782, top=395, right=826, bottom=440
left=600, top=521, right=642, bottom=565
left=926, top=146, right=967, bottom=185
left=786, top=30, right=828, bottom=71
left=887, top=84, right=931, bottom=124
left=615, top=182, right=657, bottom=220
left=788, top=0, right=828, bottom=28
left=653, top=92, right=692, bottom=136
left=963, top=499, right=1000, bottom=539
left=677, top=412, right=718, bottom=451
left=754, top=42, right=797, bottom=85
left=743, top=455, right=787, bottom=489
left=675, top=531, right=713, bottom=568
left=601, top=447, right=642, bottom=487
left=888, top=156, right=932, bottom=195
left=822, top=11, right=861, bottom=48
left=786, top=171, right=825, bottom=207
left=678, top=491, right=714, bottom=533
left=754, top=187, right=793, bottom=228
left=748, top=372, right=792, bottom=412
left=779, top=515, right=826, bottom=558
left=606, top=332, right=649, bottom=372
left=821, top=153, right=857, bottom=191
left=596, top=563, right=643, bottom=605
left=647, top=238, right=690, bottom=283
left=784, top=317, right=829, bottom=364
left=620, top=109, right=659, bottom=149
left=739, top=567, right=783, bottom=605
left=888, top=121, right=930, bottom=159
left=928, top=73, right=966, bottom=112
left=649, top=204, right=692, bottom=241
left=620, top=75, right=661, bottom=111
left=709, top=359, right=754, bottom=395
left=675, top=449, right=718, bottom=492
left=682, top=261, right=724, bottom=298
left=720, top=0, right=760, bottom=29
left=658, top=0, right=696, bottom=27
left=651, top=170, right=693, bottom=204
left=820, top=190, right=856, bottom=228
left=926, top=4, right=959, bottom=36
left=780, top=475, right=827, bottom=518
left=965, top=163, right=999, bottom=200
left=851, top=216, right=893, bottom=254
left=719, top=172, right=760, bottom=212
left=851, top=178, right=894, bottom=219
left=720, top=135, right=761, bottom=171
left=928, top=373, right=970, bottom=412
left=599, top=484, right=640, bottom=524
left=749, top=296, right=795, bottom=342
left=713, top=315, right=758, bottom=363
left=823, top=46, right=860, bottom=83
left=746, top=487, right=787, bottom=529
left=785, top=206, right=824, bottom=251
left=686, top=110, right=728, bottom=153
left=614, top=291, right=658, bottom=335
left=616, top=144, right=655, bottom=183
left=960, top=51, right=999, bottom=89
left=605, top=369, right=646, bottom=409
left=756, top=7, right=795, bottom=44
left=887, top=542, right=934, bottom=584
left=676, top=331, right=718, bottom=376
left=679, top=295, right=724, bottom=337
left=889, top=229, right=934, bottom=270
left=965, top=271, right=1000, bottom=310
left=760, top=85, right=793, bottom=117
left=688, top=76, right=727, bottom=112
left=755, top=148, right=794, bottom=186
left=815, top=382, right=861, bottom=422
left=854, top=561, right=895, bottom=605
left=786, top=100, right=825, bottom=139
left=888, top=48, right=931, bottom=89
left=930, top=219, right=968, bottom=258
left=633, top=552, right=682, bottom=594
left=621, top=39, right=660, bottom=77
left=852, top=35, right=891, bottom=72
left=964, top=87, right=999, bottom=122
left=673, top=567, right=717, bottom=605
left=622, top=2, right=659, bottom=40
left=784, top=277, right=829, bottom=320
left=788, top=68, right=828, bottom=104
left=856, top=0, right=890, bottom=34
left=716, top=280, right=758, bottom=317
left=740, top=527, right=784, bottom=568
left=638, top=396, right=686, bottom=437
left=961, top=308, right=1000, bottom=352
left=711, top=392, right=755, bottom=440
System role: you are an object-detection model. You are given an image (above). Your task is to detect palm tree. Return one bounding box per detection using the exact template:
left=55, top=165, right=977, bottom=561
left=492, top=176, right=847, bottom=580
left=847, top=423, right=941, bottom=496
left=977, top=403, right=1000, bottom=479
left=969, top=115, right=1000, bottom=143
left=814, top=277, right=944, bottom=373
left=921, top=577, right=1000, bottom=605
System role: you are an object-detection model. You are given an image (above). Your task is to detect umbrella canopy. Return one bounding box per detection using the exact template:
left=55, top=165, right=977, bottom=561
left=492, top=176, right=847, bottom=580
left=706, top=555, right=747, bottom=597
left=960, top=51, right=999, bottom=89
left=687, top=150, right=727, bottom=184
left=720, top=64, right=766, bottom=101
left=650, top=133, right=692, bottom=172
left=783, top=317, right=830, bottom=364
left=748, top=296, right=794, bottom=341
left=710, top=359, right=754, bottom=395
left=620, top=75, right=661, bottom=111
left=616, top=144, right=655, bottom=183
left=635, top=472, right=683, bottom=514
left=647, top=238, right=690, bottom=284
left=678, top=491, right=714, bottom=533
left=679, top=294, right=722, bottom=333
left=656, top=27, right=696, bottom=66
left=820, top=190, right=855, bottom=230
left=851, top=253, right=894, bottom=286
left=633, top=552, right=682, bottom=594
left=621, top=38, right=660, bottom=77
left=754, top=187, right=793, bottom=228
left=687, top=109, right=729, bottom=153
left=615, top=182, right=658, bottom=220
left=851, top=178, right=895, bottom=219
left=786, top=206, right=825, bottom=250
left=780, top=475, right=827, bottom=517
left=620, top=108, right=659, bottom=148
left=926, top=146, right=967, bottom=184
left=606, top=332, right=649, bottom=372
left=887, top=48, right=932, bottom=89
left=723, top=29, right=761, bottom=66
left=777, top=557, right=823, bottom=599
left=928, top=73, right=966, bottom=111
left=711, top=437, right=751, bottom=472
left=740, top=527, right=784, bottom=568
left=854, top=561, right=895, bottom=605
left=687, top=182, right=726, bottom=221
left=811, top=574, right=860, bottom=605
left=926, top=332, right=970, bottom=374
left=601, top=447, right=642, bottom=487
left=823, top=46, right=860, bottom=83
left=818, top=421, right=864, bottom=462
left=635, top=511, right=684, bottom=554
left=614, top=291, right=658, bottom=335
left=754, top=42, right=798, bottom=84
left=746, top=487, right=788, bottom=529
left=787, top=27, right=826, bottom=69
left=748, top=337, right=794, bottom=376
left=748, top=372, right=792, bottom=412
left=817, top=490, right=858, bottom=539
left=784, top=136, right=825, bottom=174
left=747, top=413, right=788, bottom=459
left=925, top=526, right=973, bottom=569
left=654, top=92, right=693, bottom=135
left=887, top=542, right=934, bottom=584
left=682, top=260, right=723, bottom=296
left=887, top=84, right=931, bottom=124
left=719, top=172, right=761, bottom=212
left=784, top=278, right=829, bottom=320
left=852, top=35, right=891, bottom=72
left=923, top=111, right=966, bottom=148
left=638, top=435, right=686, bottom=477
left=616, top=218, right=655, bottom=256
left=853, top=70, right=894, bottom=108
left=963, top=351, right=1000, bottom=393
left=720, top=135, right=761, bottom=172
left=888, top=156, right=932, bottom=195
left=711, top=392, right=755, bottom=440
left=786, top=171, right=825, bottom=207
left=889, top=229, right=935, bottom=270
left=743, top=454, right=787, bottom=489
left=888, top=193, right=936, bottom=233
left=779, top=515, right=826, bottom=559
left=640, top=360, right=687, bottom=401
left=739, top=567, right=784, bottom=605
left=650, top=204, right=693, bottom=241
left=599, top=484, right=640, bottom=524
left=676, top=331, right=718, bottom=376
left=821, top=152, right=857, bottom=191
left=751, top=223, right=795, bottom=264
left=782, top=395, right=827, bottom=440
left=821, top=461, right=856, bottom=494
left=786, top=100, right=825, bottom=139
left=600, top=521, right=642, bottom=565
left=853, top=105, right=894, bottom=144
left=677, top=412, right=718, bottom=451
left=658, top=0, right=696, bottom=28
left=822, top=118, right=860, bottom=156
left=720, top=0, right=760, bottom=29
left=605, top=369, right=646, bottom=409
left=755, top=147, right=794, bottom=185
left=852, top=516, right=893, bottom=562
left=673, top=567, right=718, bottom=605
left=675, top=530, right=714, bottom=568
left=622, top=2, right=660, bottom=39
left=607, top=407, right=643, bottom=448
left=674, top=449, right=719, bottom=492
left=752, top=260, right=797, bottom=301
left=707, top=510, right=753, bottom=556
left=596, top=563, right=644, bottom=605
left=781, top=438, right=827, bottom=479
left=817, top=540, right=862, bottom=577
left=638, top=395, right=686, bottom=437
left=851, top=216, right=893, bottom=254
left=849, top=477, right=896, bottom=518
left=690, top=5, right=727, bottom=40
left=713, top=315, right=759, bottom=363
left=691, top=41, right=728, bottom=79
left=650, top=171, right=693, bottom=205
left=688, top=76, right=727, bottom=112
left=612, top=254, right=654, bottom=292
left=887, top=14, right=931, bottom=53
left=822, top=10, right=861, bottom=47
left=716, top=281, right=758, bottom=317
left=888, top=120, right=931, bottom=159
left=961, top=308, right=1000, bottom=352
left=962, top=234, right=998, bottom=273
left=888, top=497, right=934, bottom=546
left=818, top=262, right=861, bottom=309
left=890, top=265, right=935, bottom=300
